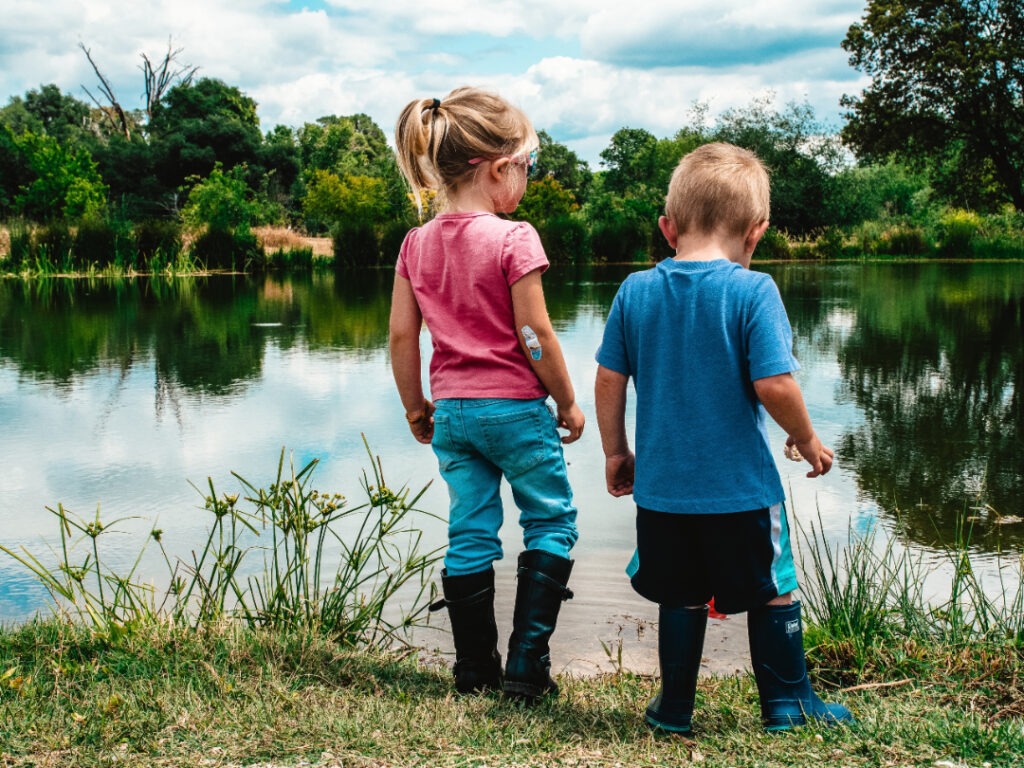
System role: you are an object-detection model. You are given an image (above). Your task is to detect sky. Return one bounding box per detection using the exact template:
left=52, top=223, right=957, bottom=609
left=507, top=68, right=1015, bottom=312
left=0, top=0, right=871, bottom=167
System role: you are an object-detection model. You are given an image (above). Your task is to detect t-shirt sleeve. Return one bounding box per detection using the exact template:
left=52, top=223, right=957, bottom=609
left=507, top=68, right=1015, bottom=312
left=747, top=276, right=800, bottom=380
left=503, top=222, right=549, bottom=286
left=595, top=287, right=632, bottom=377
left=395, top=228, right=416, bottom=279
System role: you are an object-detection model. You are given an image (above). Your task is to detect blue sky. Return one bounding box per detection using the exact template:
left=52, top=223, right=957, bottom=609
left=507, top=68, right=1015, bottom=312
left=0, top=0, right=870, bottom=167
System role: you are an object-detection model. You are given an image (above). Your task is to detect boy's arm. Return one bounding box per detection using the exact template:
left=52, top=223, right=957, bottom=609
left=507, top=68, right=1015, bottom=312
left=595, top=364, right=635, bottom=496
left=510, top=269, right=584, bottom=444
left=753, top=372, right=833, bottom=477
left=388, top=275, right=434, bottom=444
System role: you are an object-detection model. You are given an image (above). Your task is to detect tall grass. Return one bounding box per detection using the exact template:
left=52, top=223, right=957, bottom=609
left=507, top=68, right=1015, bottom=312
left=797, top=509, right=1024, bottom=677
left=0, top=440, right=443, bottom=650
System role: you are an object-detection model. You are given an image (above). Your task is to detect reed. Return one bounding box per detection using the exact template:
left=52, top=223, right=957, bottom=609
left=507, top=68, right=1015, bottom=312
left=0, top=440, right=442, bottom=650
left=796, top=508, right=1024, bottom=678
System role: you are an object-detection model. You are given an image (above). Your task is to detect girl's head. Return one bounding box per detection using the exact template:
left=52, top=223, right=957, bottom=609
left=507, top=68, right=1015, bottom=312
left=395, top=86, right=538, bottom=214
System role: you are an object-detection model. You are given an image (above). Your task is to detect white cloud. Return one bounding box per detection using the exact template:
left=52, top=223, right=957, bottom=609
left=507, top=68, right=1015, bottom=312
left=0, top=0, right=869, bottom=166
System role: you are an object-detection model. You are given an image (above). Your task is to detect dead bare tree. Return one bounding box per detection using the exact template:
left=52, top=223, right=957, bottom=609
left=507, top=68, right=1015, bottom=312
left=79, top=42, right=133, bottom=140
left=78, top=38, right=199, bottom=140
left=141, top=39, right=198, bottom=122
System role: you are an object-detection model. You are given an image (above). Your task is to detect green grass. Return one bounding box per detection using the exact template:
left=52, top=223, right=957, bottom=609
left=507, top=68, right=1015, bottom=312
left=0, top=619, right=1021, bottom=767
left=2, top=460, right=1023, bottom=766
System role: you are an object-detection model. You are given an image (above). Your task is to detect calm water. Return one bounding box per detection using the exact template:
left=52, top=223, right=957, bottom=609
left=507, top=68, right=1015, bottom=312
left=1, top=262, right=1022, bottom=626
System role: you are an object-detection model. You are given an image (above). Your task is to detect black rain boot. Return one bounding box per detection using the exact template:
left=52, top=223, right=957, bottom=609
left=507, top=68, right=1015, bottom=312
left=645, top=604, right=709, bottom=734
left=502, top=549, right=574, bottom=703
left=429, top=568, right=502, bottom=694
left=747, top=601, right=853, bottom=730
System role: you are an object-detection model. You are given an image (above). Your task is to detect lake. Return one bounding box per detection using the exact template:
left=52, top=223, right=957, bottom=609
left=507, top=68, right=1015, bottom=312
left=1, top=261, right=1021, bottom=672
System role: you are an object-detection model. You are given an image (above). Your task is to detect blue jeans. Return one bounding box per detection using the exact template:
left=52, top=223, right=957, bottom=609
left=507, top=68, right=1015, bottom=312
left=431, top=398, right=578, bottom=576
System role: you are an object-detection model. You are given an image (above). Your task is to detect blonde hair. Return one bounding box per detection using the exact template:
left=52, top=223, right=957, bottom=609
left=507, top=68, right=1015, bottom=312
left=664, top=142, right=770, bottom=237
left=394, top=86, right=537, bottom=214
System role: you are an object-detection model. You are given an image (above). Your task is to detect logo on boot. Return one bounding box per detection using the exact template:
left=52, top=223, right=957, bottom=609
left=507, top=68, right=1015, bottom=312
left=785, top=619, right=800, bottom=635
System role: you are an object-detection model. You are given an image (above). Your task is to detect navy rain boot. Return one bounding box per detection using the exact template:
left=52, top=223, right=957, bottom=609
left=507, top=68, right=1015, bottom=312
left=429, top=568, right=502, bottom=694
left=747, top=601, right=853, bottom=730
left=503, top=549, right=574, bottom=703
left=645, top=604, right=709, bottom=734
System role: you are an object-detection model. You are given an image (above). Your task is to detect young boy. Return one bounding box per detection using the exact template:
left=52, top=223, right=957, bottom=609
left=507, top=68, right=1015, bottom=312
left=594, top=142, right=853, bottom=733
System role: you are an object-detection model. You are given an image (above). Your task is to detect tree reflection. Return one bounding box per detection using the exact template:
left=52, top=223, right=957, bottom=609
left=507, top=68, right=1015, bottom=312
left=835, top=264, right=1024, bottom=551
left=0, top=271, right=396, bottom=402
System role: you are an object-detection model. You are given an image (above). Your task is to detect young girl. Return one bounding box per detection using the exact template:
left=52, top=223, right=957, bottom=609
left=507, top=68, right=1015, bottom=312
left=389, top=86, right=583, bottom=702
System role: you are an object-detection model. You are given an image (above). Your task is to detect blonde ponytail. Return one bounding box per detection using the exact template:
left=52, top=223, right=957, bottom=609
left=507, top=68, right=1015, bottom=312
left=394, top=86, right=537, bottom=216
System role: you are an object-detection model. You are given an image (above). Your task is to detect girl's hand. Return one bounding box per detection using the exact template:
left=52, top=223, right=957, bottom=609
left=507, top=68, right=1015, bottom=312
left=557, top=402, right=585, bottom=444
left=406, top=400, right=435, bottom=444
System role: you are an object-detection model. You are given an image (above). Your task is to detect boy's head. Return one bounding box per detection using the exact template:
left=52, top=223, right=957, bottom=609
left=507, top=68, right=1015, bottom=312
left=664, top=142, right=769, bottom=239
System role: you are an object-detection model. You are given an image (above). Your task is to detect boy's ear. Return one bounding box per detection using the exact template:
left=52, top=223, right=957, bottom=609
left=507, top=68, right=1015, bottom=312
left=658, top=215, right=678, bottom=250
left=744, top=220, right=770, bottom=254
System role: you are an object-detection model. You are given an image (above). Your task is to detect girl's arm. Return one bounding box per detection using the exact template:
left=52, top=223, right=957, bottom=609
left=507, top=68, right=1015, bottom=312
left=510, top=269, right=584, bottom=444
left=388, top=275, right=434, bottom=444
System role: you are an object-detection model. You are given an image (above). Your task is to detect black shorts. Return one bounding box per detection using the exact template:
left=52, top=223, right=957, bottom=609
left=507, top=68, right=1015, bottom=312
left=628, top=504, right=799, bottom=614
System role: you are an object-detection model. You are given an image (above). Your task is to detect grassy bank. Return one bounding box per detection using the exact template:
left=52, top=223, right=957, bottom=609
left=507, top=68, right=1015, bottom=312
left=1, top=618, right=1021, bottom=768
left=1, top=448, right=1022, bottom=767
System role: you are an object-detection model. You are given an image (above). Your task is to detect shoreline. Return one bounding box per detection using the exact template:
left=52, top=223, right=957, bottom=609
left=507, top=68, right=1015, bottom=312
left=414, top=552, right=751, bottom=679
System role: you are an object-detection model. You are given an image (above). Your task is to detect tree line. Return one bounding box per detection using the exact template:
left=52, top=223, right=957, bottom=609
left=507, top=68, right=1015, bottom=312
left=2, top=0, right=1023, bottom=271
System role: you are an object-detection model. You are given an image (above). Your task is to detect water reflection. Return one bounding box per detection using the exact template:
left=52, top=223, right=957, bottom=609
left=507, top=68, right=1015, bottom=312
left=0, top=263, right=1022, bottom=621
left=821, top=263, right=1023, bottom=549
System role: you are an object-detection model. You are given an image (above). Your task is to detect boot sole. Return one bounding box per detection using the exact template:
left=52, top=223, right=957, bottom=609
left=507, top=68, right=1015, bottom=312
left=644, top=713, right=693, bottom=734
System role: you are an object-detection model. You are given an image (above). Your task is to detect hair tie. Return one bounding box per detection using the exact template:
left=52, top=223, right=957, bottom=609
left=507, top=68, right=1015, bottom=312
left=430, top=98, right=441, bottom=111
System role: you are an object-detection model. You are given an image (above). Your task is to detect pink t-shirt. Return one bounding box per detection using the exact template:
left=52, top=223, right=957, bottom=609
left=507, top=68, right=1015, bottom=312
left=396, top=212, right=549, bottom=400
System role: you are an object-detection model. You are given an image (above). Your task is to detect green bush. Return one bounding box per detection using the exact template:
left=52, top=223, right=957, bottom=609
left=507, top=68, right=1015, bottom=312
left=72, top=218, right=118, bottom=269
left=756, top=226, right=791, bottom=259
left=938, top=209, right=983, bottom=258
left=379, top=220, right=412, bottom=266
left=8, top=220, right=33, bottom=269
left=35, top=221, right=74, bottom=270
left=589, top=217, right=649, bottom=263
left=878, top=224, right=929, bottom=256
left=135, top=219, right=182, bottom=267
left=331, top=220, right=379, bottom=268
left=190, top=226, right=262, bottom=271
left=538, top=215, right=589, bottom=264
left=813, top=227, right=846, bottom=259
left=257, top=246, right=314, bottom=271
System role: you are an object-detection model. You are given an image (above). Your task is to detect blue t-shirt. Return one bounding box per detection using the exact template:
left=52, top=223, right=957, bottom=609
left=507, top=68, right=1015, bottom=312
left=596, top=258, right=799, bottom=513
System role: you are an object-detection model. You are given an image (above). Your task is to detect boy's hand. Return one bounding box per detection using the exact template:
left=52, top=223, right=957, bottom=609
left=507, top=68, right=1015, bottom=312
left=557, top=402, right=585, bottom=444
left=786, top=434, right=833, bottom=478
left=605, top=451, right=635, bottom=496
left=406, top=400, right=435, bottom=444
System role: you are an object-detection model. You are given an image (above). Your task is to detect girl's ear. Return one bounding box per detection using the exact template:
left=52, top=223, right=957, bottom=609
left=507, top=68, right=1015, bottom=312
left=490, top=156, right=511, bottom=181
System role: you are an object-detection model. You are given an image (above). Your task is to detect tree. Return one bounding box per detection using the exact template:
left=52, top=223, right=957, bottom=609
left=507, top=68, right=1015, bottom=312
left=301, top=170, right=388, bottom=233
left=713, top=97, right=840, bottom=235
left=78, top=39, right=197, bottom=139
left=148, top=78, right=263, bottom=195
left=599, top=127, right=659, bottom=194
left=517, top=176, right=579, bottom=223
left=534, top=131, right=592, bottom=202
left=11, top=130, right=107, bottom=220
left=181, top=164, right=257, bottom=232
left=842, top=0, right=1024, bottom=211
left=0, top=85, right=93, bottom=144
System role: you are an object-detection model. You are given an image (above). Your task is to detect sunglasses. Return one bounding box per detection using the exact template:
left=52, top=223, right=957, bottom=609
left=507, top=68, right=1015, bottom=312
left=469, top=147, right=539, bottom=178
